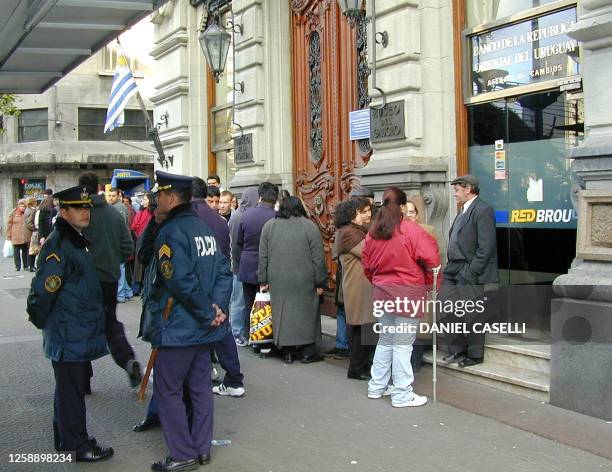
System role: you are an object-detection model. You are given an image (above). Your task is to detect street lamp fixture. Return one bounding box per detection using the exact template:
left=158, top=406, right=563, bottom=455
left=199, top=15, right=232, bottom=83
left=337, top=0, right=363, bottom=23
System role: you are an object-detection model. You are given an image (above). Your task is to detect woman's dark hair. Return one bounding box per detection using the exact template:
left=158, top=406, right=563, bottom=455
left=278, top=189, right=291, bottom=206
left=369, top=186, right=407, bottom=240
left=38, top=194, right=55, bottom=212
left=278, top=196, right=307, bottom=219
left=144, top=192, right=156, bottom=212
left=333, top=200, right=356, bottom=228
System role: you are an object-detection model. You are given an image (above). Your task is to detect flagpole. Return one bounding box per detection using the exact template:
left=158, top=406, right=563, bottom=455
left=115, top=38, right=171, bottom=168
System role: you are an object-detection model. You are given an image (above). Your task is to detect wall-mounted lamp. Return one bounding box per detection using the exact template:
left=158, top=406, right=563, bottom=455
left=233, top=81, right=245, bottom=93
left=375, top=30, right=388, bottom=48
left=337, top=0, right=363, bottom=26
left=199, top=15, right=232, bottom=83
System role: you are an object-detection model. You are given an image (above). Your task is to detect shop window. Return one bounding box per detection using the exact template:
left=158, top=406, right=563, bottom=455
left=78, top=108, right=152, bottom=141
left=18, top=109, right=48, bottom=142
left=467, top=0, right=560, bottom=27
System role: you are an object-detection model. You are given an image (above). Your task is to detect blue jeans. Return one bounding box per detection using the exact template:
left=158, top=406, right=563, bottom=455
left=368, top=313, right=418, bottom=405
left=117, top=263, right=133, bottom=301
left=229, top=275, right=246, bottom=339
left=335, top=305, right=349, bottom=350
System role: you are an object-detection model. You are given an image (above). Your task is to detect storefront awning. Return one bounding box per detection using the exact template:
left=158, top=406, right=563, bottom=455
left=0, top=0, right=168, bottom=94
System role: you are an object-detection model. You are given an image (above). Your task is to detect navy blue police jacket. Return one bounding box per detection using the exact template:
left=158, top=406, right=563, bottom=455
left=26, top=217, right=108, bottom=362
left=142, top=203, right=233, bottom=348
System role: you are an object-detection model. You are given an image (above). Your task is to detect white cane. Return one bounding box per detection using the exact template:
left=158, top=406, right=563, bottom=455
left=431, top=266, right=441, bottom=404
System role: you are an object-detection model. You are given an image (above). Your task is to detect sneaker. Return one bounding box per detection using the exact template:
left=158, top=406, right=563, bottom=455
left=235, top=336, right=247, bottom=347
left=367, top=387, right=393, bottom=399
left=391, top=393, right=428, bottom=408
left=212, top=384, right=245, bottom=397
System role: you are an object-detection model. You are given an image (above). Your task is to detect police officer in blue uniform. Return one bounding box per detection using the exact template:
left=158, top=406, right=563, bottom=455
left=26, top=186, right=114, bottom=462
left=143, top=171, right=232, bottom=472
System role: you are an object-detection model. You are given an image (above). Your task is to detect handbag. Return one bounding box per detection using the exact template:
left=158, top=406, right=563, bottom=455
left=3, top=240, right=14, bottom=258
left=249, top=291, right=273, bottom=345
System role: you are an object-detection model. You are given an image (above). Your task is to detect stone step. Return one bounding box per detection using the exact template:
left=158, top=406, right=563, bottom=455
left=423, top=350, right=550, bottom=402
left=483, top=335, right=551, bottom=375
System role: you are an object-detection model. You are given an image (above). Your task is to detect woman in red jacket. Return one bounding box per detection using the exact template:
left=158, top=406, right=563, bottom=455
left=362, top=187, right=440, bottom=408
left=130, top=192, right=154, bottom=296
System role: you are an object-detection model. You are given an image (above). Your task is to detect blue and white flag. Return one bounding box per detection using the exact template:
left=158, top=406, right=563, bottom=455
left=104, top=55, right=138, bottom=134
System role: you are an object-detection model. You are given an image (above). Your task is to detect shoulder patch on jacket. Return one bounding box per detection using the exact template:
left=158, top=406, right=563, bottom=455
left=46, top=253, right=61, bottom=263
left=44, top=275, right=62, bottom=292
left=160, top=260, right=174, bottom=279
left=158, top=244, right=172, bottom=259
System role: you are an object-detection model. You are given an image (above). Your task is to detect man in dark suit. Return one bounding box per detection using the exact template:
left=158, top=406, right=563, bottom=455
left=441, top=174, right=498, bottom=367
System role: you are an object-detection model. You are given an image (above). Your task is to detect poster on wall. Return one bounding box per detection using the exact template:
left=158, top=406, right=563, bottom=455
left=470, top=7, right=579, bottom=97
left=19, top=179, right=45, bottom=200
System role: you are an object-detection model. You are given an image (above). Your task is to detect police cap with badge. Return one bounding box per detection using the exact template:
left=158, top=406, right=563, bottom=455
left=153, top=170, right=194, bottom=193
left=54, top=186, right=93, bottom=208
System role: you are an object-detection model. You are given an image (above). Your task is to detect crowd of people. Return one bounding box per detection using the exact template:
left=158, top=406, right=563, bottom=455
left=20, top=168, right=496, bottom=470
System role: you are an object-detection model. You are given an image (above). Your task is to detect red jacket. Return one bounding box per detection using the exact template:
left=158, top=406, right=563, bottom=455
left=131, top=209, right=153, bottom=238
left=362, top=219, right=440, bottom=316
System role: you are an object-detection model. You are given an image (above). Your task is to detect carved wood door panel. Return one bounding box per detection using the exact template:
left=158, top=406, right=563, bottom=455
left=291, top=0, right=371, bottom=283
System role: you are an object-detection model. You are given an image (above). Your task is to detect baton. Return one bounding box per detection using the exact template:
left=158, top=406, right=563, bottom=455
left=138, top=297, right=174, bottom=402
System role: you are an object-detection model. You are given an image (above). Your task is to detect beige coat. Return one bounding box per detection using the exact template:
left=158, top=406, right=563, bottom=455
left=339, top=240, right=376, bottom=326
left=6, top=209, right=27, bottom=245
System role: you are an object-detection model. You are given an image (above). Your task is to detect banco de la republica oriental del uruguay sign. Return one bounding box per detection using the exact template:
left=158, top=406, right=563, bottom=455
left=470, top=7, right=579, bottom=97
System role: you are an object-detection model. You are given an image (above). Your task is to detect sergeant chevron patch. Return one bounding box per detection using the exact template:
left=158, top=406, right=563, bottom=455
left=158, top=244, right=172, bottom=259
left=46, top=253, right=61, bottom=263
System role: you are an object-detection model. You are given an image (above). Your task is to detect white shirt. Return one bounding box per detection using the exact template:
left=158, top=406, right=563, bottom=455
left=462, top=195, right=478, bottom=214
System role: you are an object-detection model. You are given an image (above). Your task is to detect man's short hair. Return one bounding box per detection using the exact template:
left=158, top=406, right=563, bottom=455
left=192, top=177, right=208, bottom=199
left=207, top=186, right=221, bottom=198
left=207, top=174, right=221, bottom=184
left=258, top=182, right=279, bottom=204
left=170, top=187, right=192, bottom=204
left=450, top=174, right=480, bottom=195
left=109, top=187, right=120, bottom=194
left=220, top=190, right=233, bottom=199
left=78, top=172, right=99, bottom=194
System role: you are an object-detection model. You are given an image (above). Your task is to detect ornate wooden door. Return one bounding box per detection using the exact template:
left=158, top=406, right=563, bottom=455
left=291, top=0, right=371, bottom=283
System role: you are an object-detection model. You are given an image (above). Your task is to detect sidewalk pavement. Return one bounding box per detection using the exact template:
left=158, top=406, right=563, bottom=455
left=0, top=253, right=610, bottom=471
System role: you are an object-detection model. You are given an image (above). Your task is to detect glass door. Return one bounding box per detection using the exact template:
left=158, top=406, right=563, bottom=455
left=467, top=89, right=583, bottom=339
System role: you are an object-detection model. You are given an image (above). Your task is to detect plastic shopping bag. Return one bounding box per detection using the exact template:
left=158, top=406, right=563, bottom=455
left=3, top=240, right=13, bottom=258
left=249, top=291, right=273, bottom=345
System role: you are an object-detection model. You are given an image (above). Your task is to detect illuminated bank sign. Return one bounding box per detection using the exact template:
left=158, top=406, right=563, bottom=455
left=470, top=8, right=579, bottom=97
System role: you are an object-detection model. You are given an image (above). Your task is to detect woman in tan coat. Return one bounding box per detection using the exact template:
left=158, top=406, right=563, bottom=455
left=333, top=198, right=377, bottom=380
left=6, top=199, right=29, bottom=271
left=405, top=199, right=440, bottom=372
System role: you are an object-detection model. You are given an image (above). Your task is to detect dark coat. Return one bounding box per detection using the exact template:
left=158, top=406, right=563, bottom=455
left=26, top=217, right=108, bottom=362
left=236, top=204, right=276, bottom=285
left=82, top=194, right=134, bottom=283
left=142, top=203, right=233, bottom=348
left=192, top=199, right=230, bottom=258
left=229, top=187, right=259, bottom=274
left=448, top=197, right=498, bottom=285
left=258, top=216, right=327, bottom=347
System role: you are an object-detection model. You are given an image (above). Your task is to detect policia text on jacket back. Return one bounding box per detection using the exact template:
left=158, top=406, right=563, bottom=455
left=26, top=186, right=114, bottom=462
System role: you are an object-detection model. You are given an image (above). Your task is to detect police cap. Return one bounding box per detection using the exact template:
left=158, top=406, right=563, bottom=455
left=54, top=186, right=92, bottom=208
left=154, top=170, right=194, bottom=193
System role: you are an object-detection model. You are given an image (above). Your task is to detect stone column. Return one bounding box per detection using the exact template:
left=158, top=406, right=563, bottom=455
left=550, top=0, right=612, bottom=421
left=356, top=0, right=454, bottom=247
left=228, top=0, right=294, bottom=193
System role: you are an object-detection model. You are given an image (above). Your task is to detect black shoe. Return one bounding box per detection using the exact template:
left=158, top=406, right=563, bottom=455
left=133, top=416, right=160, bottom=432
left=198, top=454, right=211, bottom=465
left=29, top=267, right=35, bottom=272
left=333, top=349, right=350, bottom=359
left=347, top=371, right=371, bottom=381
left=76, top=445, right=114, bottom=462
left=458, top=357, right=484, bottom=368
left=127, top=360, right=143, bottom=388
left=323, top=347, right=339, bottom=357
left=151, top=456, right=199, bottom=471
left=301, top=355, right=324, bottom=364
left=284, top=353, right=294, bottom=364
left=442, top=352, right=466, bottom=363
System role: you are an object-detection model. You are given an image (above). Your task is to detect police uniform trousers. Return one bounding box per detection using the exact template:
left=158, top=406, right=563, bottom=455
left=52, top=360, right=92, bottom=453
left=154, top=345, right=214, bottom=460
left=213, top=331, right=244, bottom=388
left=440, top=260, right=486, bottom=359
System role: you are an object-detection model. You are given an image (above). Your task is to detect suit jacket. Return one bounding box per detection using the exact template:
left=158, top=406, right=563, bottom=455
left=448, top=197, right=498, bottom=285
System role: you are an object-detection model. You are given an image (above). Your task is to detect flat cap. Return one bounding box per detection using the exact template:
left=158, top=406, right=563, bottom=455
left=450, top=174, right=479, bottom=188
left=54, top=186, right=92, bottom=208
left=349, top=185, right=374, bottom=199
left=154, top=170, right=194, bottom=192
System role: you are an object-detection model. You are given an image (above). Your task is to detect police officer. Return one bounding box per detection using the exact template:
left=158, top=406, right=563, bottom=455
left=143, top=171, right=232, bottom=472
left=26, top=186, right=114, bottom=462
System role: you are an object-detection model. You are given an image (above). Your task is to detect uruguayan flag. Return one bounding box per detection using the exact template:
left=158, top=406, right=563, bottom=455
left=104, top=55, right=138, bottom=134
